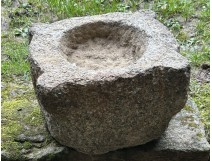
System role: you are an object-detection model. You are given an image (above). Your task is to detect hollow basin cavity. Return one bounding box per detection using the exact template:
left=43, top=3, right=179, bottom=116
left=60, top=22, right=147, bottom=70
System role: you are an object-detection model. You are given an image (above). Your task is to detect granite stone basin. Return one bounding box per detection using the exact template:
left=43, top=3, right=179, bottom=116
left=29, top=10, right=190, bottom=155
left=60, top=21, right=147, bottom=70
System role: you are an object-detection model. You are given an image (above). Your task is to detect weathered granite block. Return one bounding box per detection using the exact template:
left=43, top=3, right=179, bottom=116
left=2, top=100, right=208, bottom=161
left=29, top=10, right=190, bottom=154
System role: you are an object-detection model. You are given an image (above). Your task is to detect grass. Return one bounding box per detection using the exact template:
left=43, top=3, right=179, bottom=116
left=1, top=34, right=30, bottom=79
left=1, top=0, right=51, bottom=80
left=45, top=0, right=139, bottom=19
left=190, top=80, right=210, bottom=140
left=153, top=0, right=195, bottom=20
left=151, top=0, right=210, bottom=141
left=1, top=1, right=210, bottom=157
left=153, top=0, right=209, bottom=66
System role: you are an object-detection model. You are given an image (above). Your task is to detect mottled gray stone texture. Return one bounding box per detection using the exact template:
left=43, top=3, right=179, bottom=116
left=51, top=101, right=210, bottom=161
left=29, top=10, right=190, bottom=154
left=1, top=100, right=209, bottom=161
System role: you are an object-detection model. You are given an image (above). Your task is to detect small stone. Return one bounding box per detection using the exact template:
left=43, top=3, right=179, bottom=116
left=28, top=134, right=46, bottom=143
left=181, top=18, right=199, bottom=38
left=1, top=7, right=10, bottom=32
left=26, top=142, right=66, bottom=160
left=15, top=134, right=45, bottom=143
left=15, top=134, right=27, bottom=143
left=196, top=64, right=210, bottom=83
left=1, top=150, right=10, bottom=161
left=1, top=84, right=5, bottom=89
left=24, top=125, right=30, bottom=130
left=154, top=99, right=209, bottom=153
left=10, top=90, right=17, bottom=97
left=1, top=118, right=7, bottom=124
left=32, top=143, right=43, bottom=148
left=21, top=149, right=31, bottom=154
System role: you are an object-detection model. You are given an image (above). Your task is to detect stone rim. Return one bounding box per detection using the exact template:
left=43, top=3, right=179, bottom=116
left=29, top=10, right=189, bottom=88
left=59, top=21, right=148, bottom=70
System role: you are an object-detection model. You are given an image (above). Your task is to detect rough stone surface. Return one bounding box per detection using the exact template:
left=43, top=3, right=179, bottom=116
left=15, top=134, right=46, bottom=143
left=196, top=63, right=210, bottom=83
left=154, top=100, right=209, bottom=152
left=1, top=100, right=210, bottom=161
left=52, top=100, right=210, bottom=161
left=29, top=10, right=190, bottom=154
left=1, top=7, right=10, bottom=31
left=25, top=142, right=66, bottom=161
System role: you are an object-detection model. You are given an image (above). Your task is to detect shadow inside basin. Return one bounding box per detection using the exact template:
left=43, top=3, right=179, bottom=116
left=60, top=21, right=147, bottom=70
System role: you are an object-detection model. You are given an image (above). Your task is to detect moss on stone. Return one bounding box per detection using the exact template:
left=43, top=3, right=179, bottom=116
left=188, top=122, right=198, bottom=128
left=184, top=105, right=195, bottom=112
left=23, top=141, right=33, bottom=149
left=1, top=80, right=51, bottom=160
left=190, top=80, right=210, bottom=141
left=197, top=132, right=203, bottom=138
left=180, top=114, right=200, bottom=130
left=23, top=106, right=44, bottom=126
left=181, top=115, right=195, bottom=123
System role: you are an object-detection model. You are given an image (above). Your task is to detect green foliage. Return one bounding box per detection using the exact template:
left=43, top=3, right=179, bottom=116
left=14, top=27, right=29, bottom=37
left=180, top=36, right=209, bottom=67
left=163, top=18, right=182, bottom=33
left=8, top=3, right=35, bottom=27
left=184, top=105, right=194, bottom=112
left=45, top=0, right=138, bottom=19
left=1, top=0, right=14, bottom=7
left=176, top=31, right=188, bottom=42
left=154, top=0, right=194, bottom=20
left=1, top=0, right=46, bottom=80
left=197, top=132, right=203, bottom=139
left=154, top=0, right=209, bottom=67
left=1, top=35, right=30, bottom=79
left=190, top=80, right=210, bottom=139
